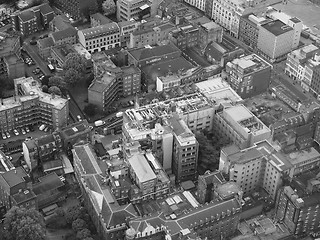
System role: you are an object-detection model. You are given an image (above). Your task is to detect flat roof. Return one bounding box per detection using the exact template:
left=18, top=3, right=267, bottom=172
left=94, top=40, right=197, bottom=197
left=261, top=20, right=293, bottom=36
left=127, top=154, right=156, bottom=183
left=224, top=105, right=254, bottom=122
left=80, top=22, right=119, bottom=39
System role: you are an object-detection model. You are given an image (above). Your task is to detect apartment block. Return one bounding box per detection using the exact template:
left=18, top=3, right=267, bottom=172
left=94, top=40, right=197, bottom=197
left=219, top=140, right=292, bottom=199
left=122, top=65, right=141, bottom=97
left=11, top=3, right=54, bottom=36
left=0, top=33, right=24, bottom=79
left=169, top=24, right=199, bottom=50
left=185, top=0, right=206, bottom=12
left=78, top=22, right=120, bottom=53
left=199, top=21, right=223, bottom=50
left=275, top=182, right=320, bottom=235
left=285, top=44, right=320, bottom=83
left=54, top=0, right=98, bottom=20
left=225, top=54, right=272, bottom=99
left=214, top=104, right=272, bottom=149
left=90, top=13, right=112, bottom=27
left=50, top=27, right=78, bottom=46
left=308, top=58, right=320, bottom=100
left=37, top=37, right=54, bottom=59
left=257, top=20, right=294, bottom=62
left=129, top=20, right=175, bottom=49
left=117, top=20, right=139, bottom=47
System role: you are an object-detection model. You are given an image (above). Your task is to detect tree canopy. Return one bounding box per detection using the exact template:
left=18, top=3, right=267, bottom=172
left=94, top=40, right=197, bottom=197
left=76, top=229, right=91, bottom=240
left=72, top=218, right=87, bottom=232
left=63, top=53, right=87, bottom=74
left=48, top=86, right=62, bottom=95
left=64, top=68, right=81, bottom=85
left=48, top=76, right=66, bottom=90
left=83, top=104, right=97, bottom=117
left=3, top=206, right=46, bottom=240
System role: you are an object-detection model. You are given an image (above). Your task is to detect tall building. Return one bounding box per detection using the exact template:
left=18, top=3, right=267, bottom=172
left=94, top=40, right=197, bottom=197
left=257, top=20, right=294, bottom=62
left=78, top=22, right=120, bottom=53
left=11, top=3, right=54, bottom=36
left=117, top=0, right=149, bottom=22
left=121, top=65, right=141, bottom=97
left=0, top=77, right=69, bottom=133
left=117, top=20, right=140, bottom=47
left=54, top=0, right=98, bottom=20
left=198, top=21, right=223, bottom=50
left=225, top=54, right=272, bottom=99
left=219, top=140, right=293, bottom=199
left=214, top=104, right=272, bottom=149
left=184, top=0, right=206, bottom=12
left=275, top=179, right=320, bottom=235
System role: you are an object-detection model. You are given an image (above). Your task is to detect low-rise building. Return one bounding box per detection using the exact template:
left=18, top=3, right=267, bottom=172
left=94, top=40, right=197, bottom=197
left=90, top=13, right=112, bottom=27
left=214, top=104, right=272, bottom=149
left=37, top=37, right=54, bottom=58
left=50, top=27, right=78, bottom=46
left=50, top=15, right=72, bottom=32
left=168, top=24, right=199, bottom=50
left=117, top=0, right=150, bottom=21
left=117, top=20, right=139, bottom=47
left=78, top=22, right=120, bottom=53
left=225, top=54, right=272, bottom=99
left=11, top=3, right=54, bottom=36
left=199, top=21, right=223, bottom=50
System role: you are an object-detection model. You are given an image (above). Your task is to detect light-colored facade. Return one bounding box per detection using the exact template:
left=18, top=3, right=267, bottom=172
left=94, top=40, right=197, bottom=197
left=0, top=77, right=68, bottom=133
left=185, top=0, right=206, bottom=12
left=257, top=20, right=294, bottom=62
left=117, top=0, right=148, bottom=21
left=78, top=22, right=120, bottom=53
left=214, top=104, right=272, bottom=149
left=219, top=140, right=292, bottom=199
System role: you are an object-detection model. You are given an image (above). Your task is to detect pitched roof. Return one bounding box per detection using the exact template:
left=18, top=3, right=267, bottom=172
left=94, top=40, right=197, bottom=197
left=32, top=172, right=64, bottom=195
left=127, top=154, right=157, bottom=183
left=91, top=13, right=112, bottom=25
left=51, top=27, right=77, bottom=42
left=80, top=22, right=119, bottom=39
left=11, top=189, right=36, bottom=204
left=0, top=167, right=28, bottom=188
left=128, top=44, right=181, bottom=61
left=19, top=10, right=35, bottom=22
left=39, top=3, right=54, bottom=15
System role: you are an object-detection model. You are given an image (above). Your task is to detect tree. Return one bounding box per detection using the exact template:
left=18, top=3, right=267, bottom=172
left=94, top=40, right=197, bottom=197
left=48, top=86, right=62, bottom=95
left=48, top=76, right=66, bottom=89
left=42, top=85, right=48, bottom=93
left=55, top=207, right=65, bottom=217
left=64, top=68, right=81, bottom=86
left=63, top=53, right=87, bottom=74
left=41, top=75, right=50, bottom=86
left=65, top=205, right=82, bottom=224
left=72, top=218, right=87, bottom=232
left=83, top=104, right=96, bottom=117
left=76, top=229, right=91, bottom=240
left=3, top=206, right=46, bottom=240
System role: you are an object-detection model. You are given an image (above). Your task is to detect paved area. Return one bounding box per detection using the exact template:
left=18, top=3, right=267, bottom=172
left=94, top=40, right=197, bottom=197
left=273, top=0, right=320, bottom=36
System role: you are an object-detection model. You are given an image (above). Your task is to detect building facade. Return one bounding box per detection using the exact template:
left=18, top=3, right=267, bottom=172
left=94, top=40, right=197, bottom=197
left=78, top=22, right=120, bottom=53
left=117, top=0, right=149, bottom=22
left=54, top=0, right=98, bottom=20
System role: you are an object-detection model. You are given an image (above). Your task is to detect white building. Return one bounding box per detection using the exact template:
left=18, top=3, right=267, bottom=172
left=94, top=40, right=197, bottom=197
left=184, top=0, right=206, bottom=12
left=78, top=22, right=120, bottom=53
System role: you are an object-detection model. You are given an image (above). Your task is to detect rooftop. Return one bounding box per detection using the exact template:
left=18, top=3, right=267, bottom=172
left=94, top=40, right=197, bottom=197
left=37, top=37, right=54, bottom=49
left=51, top=27, right=77, bottom=42
left=51, top=44, right=76, bottom=61
left=0, top=167, right=28, bottom=188
left=284, top=147, right=320, bottom=166
left=80, top=22, right=119, bottom=39
left=11, top=189, right=36, bottom=204
left=60, top=120, right=90, bottom=138
left=201, top=21, right=221, bottom=30
left=73, top=43, right=92, bottom=60
left=127, top=154, right=157, bottom=183
left=0, top=34, right=20, bottom=57
left=32, top=172, right=64, bottom=195
left=90, top=13, right=112, bottom=25
left=51, top=15, right=72, bottom=31
left=261, top=19, right=293, bottom=36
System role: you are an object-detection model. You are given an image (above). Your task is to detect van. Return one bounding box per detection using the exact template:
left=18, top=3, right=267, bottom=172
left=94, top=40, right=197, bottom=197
left=39, top=124, right=46, bottom=131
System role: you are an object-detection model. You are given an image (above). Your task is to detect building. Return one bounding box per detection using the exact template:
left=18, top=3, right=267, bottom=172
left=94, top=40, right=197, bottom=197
left=90, top=13, right=112, bottom=27
left=225, top=54, right=272, bottom=98
left=11, top=3, right=54, bottom=36
left=37, top=37, right=54, bottom=58
left=54, top=0, right=98, bottom=20
left=127, top=44, right=181, bottom=68
left=185, top=0, right=206, bottom=12
left=257, top=20, right=294, bottom=62
left=50, top=27, right=78, bottom=46
left=219, top=140, right=292, bottom=199
left=0, top=33, right=24, bottom=79
left=0, top=77, right=68, bottom=133
left=78, top=22, right=120, bottom=53
left=198, top=21, right=223, bottom=50
left=214, top=104, right=272, bottom=149
left=308, top=58, right=320, bottom=100
left=72, top=144, right=139, bottom=240
left=117, top=20, right=140, bottom=47
left=275, top=182, right=320, bottom=235
left=0, top=167, right=36, bottom=216
left=285, top=44, right=320, bottom=83
left=117, top=0, right=150, bottom=22
left=50, top=15, right=72, bottom=32
left=169, top=24, right=199, bottom=50
left=0, top=150, right=15, bottom=174
left=121, top=65, right=141, bottom=97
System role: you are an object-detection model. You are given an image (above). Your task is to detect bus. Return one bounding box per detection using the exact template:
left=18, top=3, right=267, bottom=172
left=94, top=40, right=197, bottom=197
left=47, top=64, right=55, bottom=72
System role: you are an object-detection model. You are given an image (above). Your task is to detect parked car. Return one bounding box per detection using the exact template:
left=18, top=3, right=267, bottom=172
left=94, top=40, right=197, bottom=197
left=21, top=128, right=26, bottom=135
left=39, top=124, right=46, bottom=131
left=5, top=132, right=10, bottom=138
left=44, top=126, right=49, bottom=132
left=13, top=129, right=19, bottom=136
left=25, top=127, right=30, bottom=133
left=77, top=115, right=82, bottom=121
left=1, top=132, right=6, bottom=139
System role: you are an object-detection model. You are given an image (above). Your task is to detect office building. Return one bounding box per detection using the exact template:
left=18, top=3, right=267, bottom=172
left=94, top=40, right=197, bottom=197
left=225, top=54, right=272, bottom=98
left=50, top=15, right=73, bottom=32
left=0, top=167, right=37, bottom=216
left=117, top=20, right=140, bottom=47
left=198, top=21, right=223, bottom=50
left=121, top=65, right=141, bottom=97
left=257, top=20, right=294, bottom=62
left=169, top=24, right=199, bottom=50
left=37, top=37, right=54, bottom=59
left=78, top=22, right=120, bottom=53
left=90, top=13, right=112, bottom=27
left=54, top=0, right=98, bottom=20
left=219, top=140, right=292, bottom=199
left=0, top=33, right=24, bottom=79
left=11, top=3, right=54, bottom=36
left=50, top=27, right=78, bottom=46
left=185, top=0, right=206, bottom=12
left=0, top=77, right=68, bottom=133
left=308, top=57, right=320, bottom=100
left=117, top=0, right=150, bottom=22
left=275, top=180, right=320, bottom=235
left=129, top=20, right=175, bottom=49
left=214, top=104, right=272, bottom=149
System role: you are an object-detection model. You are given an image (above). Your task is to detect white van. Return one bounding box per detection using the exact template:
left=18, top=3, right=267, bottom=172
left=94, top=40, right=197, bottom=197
left=39, top=124, right=46, bottom=131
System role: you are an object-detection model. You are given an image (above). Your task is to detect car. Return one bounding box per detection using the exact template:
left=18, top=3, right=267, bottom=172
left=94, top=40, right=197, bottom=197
left=30, top=40, right=37, bottom=45
left=77, top=115, right=82, bottom=121
left=1, top=132, right=6, bottom=139
left=21, top=128, right=26, bottom=135
left=5, top=132, right=10, bottom=138
left=13, top=129, right=19, bottom=136
left=25, top=127, right=30, bottom=133
left=7, top=156, right=12, bottom=160
left=44, top=126, right=49, bottom=132
left=39, top=124, right=46, bottom=131
left=39, top=75, right=44, bottom=81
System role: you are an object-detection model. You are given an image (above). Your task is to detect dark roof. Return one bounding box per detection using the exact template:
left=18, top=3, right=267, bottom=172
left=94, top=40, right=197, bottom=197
left=74, top=145, right=100, bottom=174
left=199, top=170, right=226, bottom=185
left=90, top=13, right=112, bottom=24
left=61, top=120, right=89, bottom=137
left=32, top=172, right=64, bottom=195
left=38, top=37, right=54, bottom=48
left=11, top=189, right=36, bottom=204
left=121, top=65, right=141, bottom=75
left=205, top=44, right=223, bottom=61
left=181, top=180, right=195, bottom=190
left=39, top=3, right=54, bottom=15
left=261, top=20, right=293, bottom=36
left=42, top=159, right=64, bottom=172
left=51, top=27, right=77, bottom=41
left=128, top=44, right=181, bottom=61
left=94, top=142, right=107, bottom=157
left=51, top=15, right=72, bottom=31
left=19, top=10, right=35, bottom=22
left=37, top=134, right=55, bottom=146
left=1, top=167, right=28, bottom=188
left=290, top=17, right=301, bottom=24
